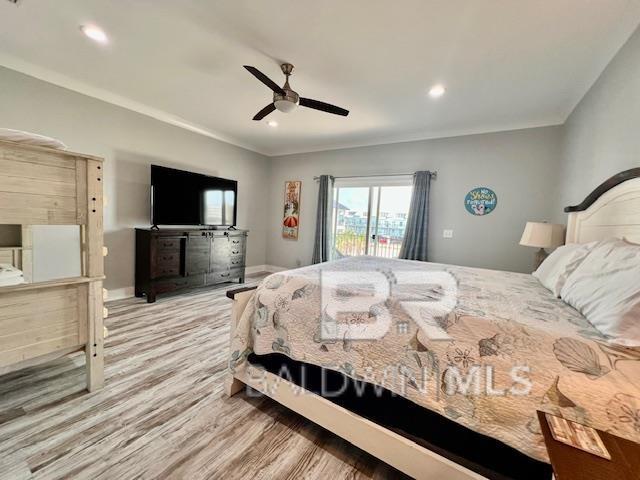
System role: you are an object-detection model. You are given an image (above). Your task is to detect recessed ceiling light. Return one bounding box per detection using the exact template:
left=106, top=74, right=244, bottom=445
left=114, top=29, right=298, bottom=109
left=267, top=120, right=278, bottom=128
left=80, top=24, right=109, bottom=45
left=428, top=84, right=446, bottom=98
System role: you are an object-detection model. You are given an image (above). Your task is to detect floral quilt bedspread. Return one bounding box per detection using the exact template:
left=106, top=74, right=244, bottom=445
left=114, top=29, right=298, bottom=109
left=229, top=256, right=640, bottom=462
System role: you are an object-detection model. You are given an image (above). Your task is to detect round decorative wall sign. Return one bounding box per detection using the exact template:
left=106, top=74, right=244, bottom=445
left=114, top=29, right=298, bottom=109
left=464, top=187, right=497, bottom=216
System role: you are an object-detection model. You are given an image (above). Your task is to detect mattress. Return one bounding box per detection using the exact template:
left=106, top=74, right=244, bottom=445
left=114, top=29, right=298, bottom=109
left=229, top=256, right=640, bottom=462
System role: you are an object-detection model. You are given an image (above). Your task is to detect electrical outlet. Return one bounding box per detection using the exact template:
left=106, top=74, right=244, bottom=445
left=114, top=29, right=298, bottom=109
left=443, top=229, right=454, bottom=239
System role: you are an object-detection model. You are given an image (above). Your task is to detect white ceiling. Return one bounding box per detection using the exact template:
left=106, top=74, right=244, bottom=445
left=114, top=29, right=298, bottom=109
left=1, top=0, right=639, bottom=156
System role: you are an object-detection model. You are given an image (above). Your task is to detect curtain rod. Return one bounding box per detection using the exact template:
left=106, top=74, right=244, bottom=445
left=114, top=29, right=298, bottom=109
left=313, top=172, right=437, bottom=181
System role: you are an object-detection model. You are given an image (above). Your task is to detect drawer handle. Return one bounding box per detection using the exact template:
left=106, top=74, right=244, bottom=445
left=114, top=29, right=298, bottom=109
left=221, top=273, right=230, bottom=277
left=232, top=240, right=240, bottom=244
left=232, top=250, right=239, bottom=255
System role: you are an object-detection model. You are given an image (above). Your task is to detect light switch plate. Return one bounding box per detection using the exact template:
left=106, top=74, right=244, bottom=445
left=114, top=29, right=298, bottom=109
left=443, top=229, right=454, bottom=239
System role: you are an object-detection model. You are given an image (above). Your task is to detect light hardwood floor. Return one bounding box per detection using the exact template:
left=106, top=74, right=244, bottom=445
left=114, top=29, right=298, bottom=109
left=0, top=274, right=408, bottom=480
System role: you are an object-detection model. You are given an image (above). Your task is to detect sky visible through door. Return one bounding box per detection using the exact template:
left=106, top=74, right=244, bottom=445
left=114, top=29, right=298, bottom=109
left=333, top=185, right=412, bottom=258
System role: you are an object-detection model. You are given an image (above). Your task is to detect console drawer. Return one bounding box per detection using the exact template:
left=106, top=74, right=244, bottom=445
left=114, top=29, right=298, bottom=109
left=208, top=267, right=244, bottom=283
left=154, top=275, right=204, bottom=294
left=154, top=237, right=182, bottom=252
left=157, top=252, right=179, bottom=265
left=230, top=256, right=245, bottom=268
left=151, top=250, right=180, bottom=279
left=229, top=237, right=245, bottom=247
left=228, top=267, right=244, bottom=279
left=152, top=265, right=180, bottom=279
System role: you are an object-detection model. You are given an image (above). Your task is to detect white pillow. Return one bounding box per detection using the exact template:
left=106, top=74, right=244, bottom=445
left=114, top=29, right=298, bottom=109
left=0, top=276, right=25, bottom=287
left=560, top=238, right=640, bottom=347
left=533, top=242, right=596, bottom=297
left=0, top=128, right=67, bottom=150
left=0, top=263, right=23, bottom=279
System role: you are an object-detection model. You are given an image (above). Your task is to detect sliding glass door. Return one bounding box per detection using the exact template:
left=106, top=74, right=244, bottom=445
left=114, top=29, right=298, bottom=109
left=333, top=187, right=371, bottom=257
left=332, top=178, right=412, bottom=259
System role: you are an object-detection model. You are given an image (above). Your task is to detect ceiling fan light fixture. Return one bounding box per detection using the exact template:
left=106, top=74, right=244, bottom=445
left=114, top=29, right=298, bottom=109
left=274, top=99, right=298, bottom=113
left=80, top=24, right=109, bottom=45
left=429, top=84, right=446, bottom=98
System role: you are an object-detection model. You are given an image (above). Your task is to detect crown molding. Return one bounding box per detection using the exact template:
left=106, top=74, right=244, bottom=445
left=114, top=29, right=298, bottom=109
left=0, top=53, right=268, bottom=156
left=0, top=53, right=565, bottom=158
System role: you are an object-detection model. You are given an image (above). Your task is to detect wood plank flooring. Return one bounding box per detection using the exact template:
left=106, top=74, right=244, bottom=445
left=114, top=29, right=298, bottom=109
left=0, top=275, right=408, bottom=480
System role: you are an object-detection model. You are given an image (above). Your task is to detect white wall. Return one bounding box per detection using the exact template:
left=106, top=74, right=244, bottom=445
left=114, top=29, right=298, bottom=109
left=267, top=126, right=563, bottom=273
left=11, top=28, right=639, bottom=288
left=0, top=66, right=270, bottom=296
left=556, top=25, right=640, bottom=217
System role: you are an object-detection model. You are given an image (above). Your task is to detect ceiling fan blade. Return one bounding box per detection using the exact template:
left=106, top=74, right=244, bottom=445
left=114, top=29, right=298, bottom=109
left=300, top=98, right=349, bottom=116
left=253, top=103, right=276, bottom=121
left=243, top=66, right=285, bottom=95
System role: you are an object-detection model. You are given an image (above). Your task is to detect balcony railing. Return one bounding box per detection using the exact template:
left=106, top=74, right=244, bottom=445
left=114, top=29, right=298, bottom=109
left=334, top=231, right=403, bottom=259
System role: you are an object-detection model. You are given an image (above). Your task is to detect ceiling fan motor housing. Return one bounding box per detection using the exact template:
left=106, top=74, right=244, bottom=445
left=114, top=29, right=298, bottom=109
left=274, top=89, right=299, bottom=112
left=274, top=63, right=299, bottom=112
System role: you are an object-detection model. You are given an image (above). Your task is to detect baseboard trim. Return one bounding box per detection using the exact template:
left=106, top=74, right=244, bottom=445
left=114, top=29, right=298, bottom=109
left=107, top=286, right=136, bottom=301
left=248, top=264, right=287, bottom=274
left=107, top=265, right=287, bottom=302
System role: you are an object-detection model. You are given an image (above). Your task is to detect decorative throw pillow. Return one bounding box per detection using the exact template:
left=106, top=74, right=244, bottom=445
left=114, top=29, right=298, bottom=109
left=533, top=242, right=596, bottom=297
left=560, top=238, right=640, bottom=346
left=0, top=128, right=67, bottom=150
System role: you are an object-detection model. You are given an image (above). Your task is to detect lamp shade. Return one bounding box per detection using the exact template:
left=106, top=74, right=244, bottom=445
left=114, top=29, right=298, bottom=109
left=519, top=222, right=565, bottom=249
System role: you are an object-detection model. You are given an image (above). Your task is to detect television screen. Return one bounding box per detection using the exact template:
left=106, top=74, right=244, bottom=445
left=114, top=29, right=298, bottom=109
left=151, top=165, right=237, bottom=226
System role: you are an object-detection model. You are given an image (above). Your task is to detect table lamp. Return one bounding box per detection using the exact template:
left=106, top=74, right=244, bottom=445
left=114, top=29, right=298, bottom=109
left=520, top=222, right=565, bottom=269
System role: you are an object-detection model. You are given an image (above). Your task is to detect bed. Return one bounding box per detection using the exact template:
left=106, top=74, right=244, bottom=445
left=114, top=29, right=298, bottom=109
left=225, top=168, right=640, bottom=480
left=0, top=139, right=106, bottom=391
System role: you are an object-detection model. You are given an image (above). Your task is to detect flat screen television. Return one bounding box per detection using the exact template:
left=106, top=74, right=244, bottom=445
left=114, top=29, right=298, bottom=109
left=151, top=165, right=237, bottom=227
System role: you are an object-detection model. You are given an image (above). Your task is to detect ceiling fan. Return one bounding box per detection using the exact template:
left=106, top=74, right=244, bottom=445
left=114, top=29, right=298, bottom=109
left=243, top=63, right=349, bottom=120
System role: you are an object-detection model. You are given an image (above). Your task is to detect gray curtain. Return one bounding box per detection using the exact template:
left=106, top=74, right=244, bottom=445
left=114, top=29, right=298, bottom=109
left=399, top=171, right=432, bottom=261
left=312, top=175, right=333, bottom=264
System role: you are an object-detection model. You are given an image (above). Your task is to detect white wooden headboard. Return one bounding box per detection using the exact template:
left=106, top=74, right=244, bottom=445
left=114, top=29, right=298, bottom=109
left=566, top=169, right=640, bottom=244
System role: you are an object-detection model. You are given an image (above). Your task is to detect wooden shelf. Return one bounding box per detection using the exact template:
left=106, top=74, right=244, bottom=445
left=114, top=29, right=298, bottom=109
left=0, top=275, right=105, bottom=294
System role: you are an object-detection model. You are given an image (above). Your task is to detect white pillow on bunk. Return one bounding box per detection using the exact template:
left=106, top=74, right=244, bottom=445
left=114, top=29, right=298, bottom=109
left=0, top=128, right=67, bottom=150
left=560, top=238, right=640, bottom=347
left=0, top=263, right=24, bottom=287
left=0, top=263, right=23, bottom=279
left=533, top=242, right=596, bottom=297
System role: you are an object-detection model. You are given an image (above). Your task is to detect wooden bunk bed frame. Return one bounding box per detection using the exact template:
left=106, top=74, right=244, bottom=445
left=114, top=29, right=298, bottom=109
left=0, top=139, right=106, bottom=392
left=225, top=168, right=640, bottom=480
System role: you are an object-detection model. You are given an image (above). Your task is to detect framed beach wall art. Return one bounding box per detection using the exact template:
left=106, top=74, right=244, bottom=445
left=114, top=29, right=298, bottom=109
left=282, top=180, right=301, bottom=240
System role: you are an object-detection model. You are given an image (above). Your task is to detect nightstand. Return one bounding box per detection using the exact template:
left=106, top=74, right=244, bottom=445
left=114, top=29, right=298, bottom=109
left=537, top=411, right=640, bottom=480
